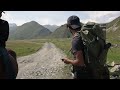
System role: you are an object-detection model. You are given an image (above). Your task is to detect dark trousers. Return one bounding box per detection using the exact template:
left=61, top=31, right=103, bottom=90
left=73, top=65, right=110, bottom=79
left=0, top=47, right=16, bottom=79
left=72, top=66, right=93, bottom=79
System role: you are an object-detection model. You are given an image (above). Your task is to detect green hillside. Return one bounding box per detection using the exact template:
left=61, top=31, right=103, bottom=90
left=50, top=24, right=72, bottom=38
left=106, top=16, right=120, bottom=40
left=9, top=21, right=52, bottom=40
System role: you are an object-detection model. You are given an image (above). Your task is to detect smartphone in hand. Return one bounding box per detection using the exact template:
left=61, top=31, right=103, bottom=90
left=61, top=59, right=64, bottom=61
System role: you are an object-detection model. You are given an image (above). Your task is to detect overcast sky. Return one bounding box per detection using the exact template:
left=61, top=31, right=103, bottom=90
left=1, top=11, right=120, bottom=26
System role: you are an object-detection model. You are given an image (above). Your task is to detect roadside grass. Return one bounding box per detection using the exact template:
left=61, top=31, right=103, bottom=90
left=6, top=38, right=120, bottom=63
left=50, top=38, right=72, bottom=58
left=107, top=37, right=120, bottom=64
left=6, top=40, right=45, bottom=57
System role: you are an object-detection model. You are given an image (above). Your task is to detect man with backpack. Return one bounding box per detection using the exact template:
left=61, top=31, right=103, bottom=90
left=0, top=11, right=16, bottom=79
left=62, top=15, right=92, bottom=79
left=62, top=15, right=111, bottom=79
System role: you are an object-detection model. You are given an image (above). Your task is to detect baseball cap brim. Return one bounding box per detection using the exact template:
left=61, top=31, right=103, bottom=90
left=70, top=24, right=81, bottom=30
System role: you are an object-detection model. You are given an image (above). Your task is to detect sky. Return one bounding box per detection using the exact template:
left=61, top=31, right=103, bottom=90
left=1, top=11, right=120, bottom=26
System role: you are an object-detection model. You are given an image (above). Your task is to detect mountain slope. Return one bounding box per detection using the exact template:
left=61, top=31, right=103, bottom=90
left=50, top=22, right=84, bottom=38
left=9, top=23, right=17, bottom=30
left=50, top=24, right=72, bottom=38
left=44, top=25, right=59, bottom=32
left=9, top=21, right=52, bottom=40
left=9, top=23, right=18, bottom=39
left=8, top=16, right=120, bottom=40
left=106, top=16, right=120, bottom=39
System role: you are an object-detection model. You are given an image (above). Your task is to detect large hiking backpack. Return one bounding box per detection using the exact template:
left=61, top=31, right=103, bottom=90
left=79, top=22, right=111, bottom=79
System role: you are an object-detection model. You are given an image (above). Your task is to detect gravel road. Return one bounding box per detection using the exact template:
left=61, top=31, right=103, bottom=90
left=16, top=42, right=73, bottom=79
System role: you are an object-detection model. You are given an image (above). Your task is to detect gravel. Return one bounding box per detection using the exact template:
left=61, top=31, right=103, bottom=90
left=16, top=42, right=73, bottom=79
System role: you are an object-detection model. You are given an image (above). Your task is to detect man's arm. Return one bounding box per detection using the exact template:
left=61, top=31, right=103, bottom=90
left=63, top=50, right=85, bottom=66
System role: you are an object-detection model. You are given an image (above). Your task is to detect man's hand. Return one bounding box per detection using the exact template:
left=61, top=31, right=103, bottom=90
left=62, top=58, right=71, bottom=64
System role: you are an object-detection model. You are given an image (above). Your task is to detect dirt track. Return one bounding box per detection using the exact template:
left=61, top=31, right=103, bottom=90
left=16, top=42, right=73, bottom=79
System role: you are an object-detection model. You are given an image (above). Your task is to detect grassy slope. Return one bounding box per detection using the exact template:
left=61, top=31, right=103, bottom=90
left=107, top=38, right=120, bottom=63
left=50, top=24, right=72, bottom=38
left=6, top=39, right=72, bottom=58
left=106, top=16, right=120, bottom=63
left=6, top=39, right=47, bottom=57
left=50, top=38, right=72, bottom=58
left=9, top=21, right=51, bottom=40
left=6, top=37, right=120, bottom=63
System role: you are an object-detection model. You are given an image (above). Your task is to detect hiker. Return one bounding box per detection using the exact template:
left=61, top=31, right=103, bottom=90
left=0, top=11, right=16, bottom=79
left=62, top=15, right=92, bottom=79
left=62, top=15, right=110, bottom=79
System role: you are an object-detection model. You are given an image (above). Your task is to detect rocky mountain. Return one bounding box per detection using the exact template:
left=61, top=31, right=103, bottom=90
left=9, top=21, right=52, bottom=40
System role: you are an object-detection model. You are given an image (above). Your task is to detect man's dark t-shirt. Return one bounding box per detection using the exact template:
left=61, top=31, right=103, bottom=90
left=71, top=33, right=109, bottom=79
left=70, top=33, right=92, bottom=79
left=71, top=33, right=84, bottom=59
left=71, top=33, right=85, bottom=72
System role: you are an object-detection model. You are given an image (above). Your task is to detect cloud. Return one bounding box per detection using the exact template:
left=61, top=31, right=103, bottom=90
left=37, top=18, right=66, bottom=26
left=36, top=18, right=51, bottom=25
left=81, top=19, right=97, bottom=24
left=1, top=13, right=12, bottom=21
left=99, top=11, right=120, bottom=23
left=83, top=11, right=120, bottom=23
left=1, top=11, right=120, bottom=26
left=1, top=12, right=27, bottom=26
left=2, top=11, right=68, bottom=26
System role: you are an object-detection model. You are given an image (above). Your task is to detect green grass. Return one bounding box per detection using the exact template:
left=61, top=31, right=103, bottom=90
left=107, top=38, right=120, bottom=63
left=51, top=38, right=120, bottom=64
left=6, top=38, right=120, bottom=63
left=6, top=38, right=73, bottom=58
left=50, top=38, right=72, bottom=58
left=107, top=47, right=120, bottom=63
left=6, top=39, right=46, bottom=57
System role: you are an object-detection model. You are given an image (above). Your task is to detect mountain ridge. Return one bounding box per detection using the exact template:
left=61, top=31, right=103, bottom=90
left=9, top=21, right=52, bottom=40
left=9, top=16, right=120, bottom=40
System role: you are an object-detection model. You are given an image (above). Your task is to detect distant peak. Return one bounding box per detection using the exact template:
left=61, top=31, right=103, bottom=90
left=30, top=21, right=38, bottom=24
left=9, top=23, right=17, bottom=27
left=21, top=21, right=41, bottom=26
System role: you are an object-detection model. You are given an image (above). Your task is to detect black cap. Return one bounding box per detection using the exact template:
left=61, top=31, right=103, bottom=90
left=67, top=15, right=81, bottom=30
